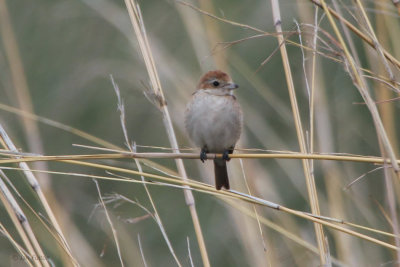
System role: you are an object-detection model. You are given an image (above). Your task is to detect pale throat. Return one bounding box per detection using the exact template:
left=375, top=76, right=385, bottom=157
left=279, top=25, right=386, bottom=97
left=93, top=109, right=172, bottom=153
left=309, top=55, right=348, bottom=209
left=201, top=88, right=233, bottom=96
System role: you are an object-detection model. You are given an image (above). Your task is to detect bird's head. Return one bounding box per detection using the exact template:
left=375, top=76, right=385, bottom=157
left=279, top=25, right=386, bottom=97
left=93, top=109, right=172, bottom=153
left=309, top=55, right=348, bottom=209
left=197, top=70, right=238, bottom=95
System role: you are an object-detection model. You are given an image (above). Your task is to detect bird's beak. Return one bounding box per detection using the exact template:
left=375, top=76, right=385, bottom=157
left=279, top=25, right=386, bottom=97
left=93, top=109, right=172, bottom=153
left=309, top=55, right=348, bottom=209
left=223, top=83, right=239, bottom=90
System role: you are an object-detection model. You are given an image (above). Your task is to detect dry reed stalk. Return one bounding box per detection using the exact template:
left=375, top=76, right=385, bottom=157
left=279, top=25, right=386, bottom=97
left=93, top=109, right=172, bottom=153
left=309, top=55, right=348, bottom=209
left=183, top=0, right=400, bottom=71
left=307, top=7, right=317, bottom=163
left=0, top=116, right=113, bottom=266
left=186, top=237, right=194, bottom=267
left=0, top=4, right=91, bottom=263
left=9, top=162, right=398, bottom=238
left=93, top=180, right=124, bottom=267
left=180, top=0, right=397, bottom=87
left=373, top=0, right=400, bottom=157
left=309, top=0, right=400, bottom=69
left=329, top=0, right=400, bottom=165
left=354, top=0, right=400, bottom=262
left=0, top=190, right=37, bottom=267
left=176, top=1, right=271, bottom=264
left=230, top=160, right=271, bottom=266
left=0, top=0, right=49, bottom=186
left=0, top=125, right=77, bottom=265
left=0, top=102, right=182, bottom=185
left=0, top=222, right=34, bottom=267
left=353, top=0, right=395, bottom=83
left=112, top=77, right=182, bottom=266
left=123, top=0, right=210, bottom=266
left=0, top=103, right=119, bottom=150
left=137, top=234, right=148, bottom=267
left=279, top=205, right=399, bottom=251
left=2, top=158, right=399, bottom=252
left=2, top=151, right=400, bottom=165
left=103, top=192, right=178, bottom=265
left=0, top=170, right=49, bottom=267
left=22, top=159, right=400, bottom=248
left=299, top=4, right=351, bottom=264
left=176, top=2, right=309, bottom=262
left=330, top=0, right=384, bottom=263
left=270, top=0, right=327, bottom=263
left=317, top=0, right=400, bottom=173
left=239, top=159, right=268, bottom=253
left=223, top=199, right=346, bottom=266
left=318, top=1, right=400, bottom=262
left=373, top=0, right=400, bottom=260
left=176, top=3, right=396, bottom=262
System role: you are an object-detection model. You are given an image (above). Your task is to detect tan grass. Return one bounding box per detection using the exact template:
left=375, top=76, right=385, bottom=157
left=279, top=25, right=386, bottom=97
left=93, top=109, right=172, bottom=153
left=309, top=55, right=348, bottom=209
left=1, top=0, right=400, bottom=265
left=1, top=160, right=399, bottom=252
left=123, top=0, right=210, bottom=266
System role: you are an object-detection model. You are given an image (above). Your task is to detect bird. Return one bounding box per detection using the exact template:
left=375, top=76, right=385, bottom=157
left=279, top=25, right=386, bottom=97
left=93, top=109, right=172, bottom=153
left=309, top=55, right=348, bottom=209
left=185, top=70, right=243, bottom=190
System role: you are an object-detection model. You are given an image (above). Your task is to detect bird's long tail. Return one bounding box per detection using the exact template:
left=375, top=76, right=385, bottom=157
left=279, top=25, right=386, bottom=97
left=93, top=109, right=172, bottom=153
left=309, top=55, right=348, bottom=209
left=214, top=159, right=229, bottom=190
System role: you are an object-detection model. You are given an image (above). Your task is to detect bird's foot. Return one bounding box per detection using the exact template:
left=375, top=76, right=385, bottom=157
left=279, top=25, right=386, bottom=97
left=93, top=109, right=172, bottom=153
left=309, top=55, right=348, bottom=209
left=222, top=150, right=231, bottom=161
left=200, top=147, right=208, bottom=163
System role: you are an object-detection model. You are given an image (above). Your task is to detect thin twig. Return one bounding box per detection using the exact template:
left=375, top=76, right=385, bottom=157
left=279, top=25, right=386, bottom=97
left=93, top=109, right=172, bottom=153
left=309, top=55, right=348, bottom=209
left=0, top=125, right=76, bottom=265
left=344, top=166, right=385, bottom=189
left=352, top=0, right=400, bottom=257
left=0, top=151, right=400, bottom=165
left=111, top=75, right=182, bottom=266
left=0, top=0, right=49, bottom=183
left=137, top=234, right=148, bottom=267
left=123, top=1, right=210, bottom=265
left=239, top=159, right=268, bottom=253
left=310, top=0, right=400, bottom=69
left=0, top=170, right=49, bottom=267
left=270, top=0, right=328, bottom=263
left=223, top=199, right=346, bottom=266
left=2, top=162, right=399, bottom=252
left=318, top=0, right=400, bottom=171
left=187, top=237, right=194, bottom=267
left=0, top=222, right=34, bottom=267
left=93, top=180, right=124, bottom=267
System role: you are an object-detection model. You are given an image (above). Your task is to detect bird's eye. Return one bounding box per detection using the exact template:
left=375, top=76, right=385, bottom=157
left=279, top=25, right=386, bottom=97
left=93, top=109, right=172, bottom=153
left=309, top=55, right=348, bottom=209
left=212, top=81, right=220, bottom=87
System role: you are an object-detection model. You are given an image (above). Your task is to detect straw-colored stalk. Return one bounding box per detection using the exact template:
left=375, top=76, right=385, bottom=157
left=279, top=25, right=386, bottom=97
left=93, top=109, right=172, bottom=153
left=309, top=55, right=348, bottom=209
left=319, top=0, right=400, bottom=184
left=0, top=222, right=34, bottom=267
left=373, top=0, right=400, bottom=259
left=178, top=1, right=399, bottom=89
left=269, top=0, right=328, bottom=263
left=0, top=170, right=49, bottom=267
left=5, top=161, right=399, bottom=240
left=93, top=180, right=124, bottom=267
left=112, top=77, right=182, bottom=266
left=318, top=0, right=399, bottom=168
left=123, top=0, right=210, bottom=266
left=223, top=198, right=346, bottom=266
left=2, top=151, right=400, bottom=165
left=0, top=125, right=77, bottom=265
left=309, top=0, right=400, bottom=69
left=2, top=158, right=400, bottom=253
left=0, top=0, right=49, bottom=185
left=352, top=0, right=400, bottom=261
left=318, top=1, right=400, bottom=262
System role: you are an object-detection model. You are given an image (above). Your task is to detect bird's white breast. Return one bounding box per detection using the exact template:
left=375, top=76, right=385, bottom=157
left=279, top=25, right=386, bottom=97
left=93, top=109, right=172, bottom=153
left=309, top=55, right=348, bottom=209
left=185, top=91, right=242, bottom=153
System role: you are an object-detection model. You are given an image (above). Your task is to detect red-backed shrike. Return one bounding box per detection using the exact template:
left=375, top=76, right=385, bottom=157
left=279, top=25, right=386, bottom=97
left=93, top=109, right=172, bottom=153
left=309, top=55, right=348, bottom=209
left=185, top=70, right=243, bottom=190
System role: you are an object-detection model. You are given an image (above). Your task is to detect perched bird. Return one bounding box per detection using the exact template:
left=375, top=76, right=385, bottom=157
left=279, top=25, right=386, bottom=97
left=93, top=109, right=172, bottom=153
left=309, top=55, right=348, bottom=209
left=185, top=70, right=243, bottom=190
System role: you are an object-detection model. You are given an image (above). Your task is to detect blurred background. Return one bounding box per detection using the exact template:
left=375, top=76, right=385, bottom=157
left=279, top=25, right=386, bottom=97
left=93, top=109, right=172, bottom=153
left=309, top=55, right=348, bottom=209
left=0, top=0, right=400, bottom=266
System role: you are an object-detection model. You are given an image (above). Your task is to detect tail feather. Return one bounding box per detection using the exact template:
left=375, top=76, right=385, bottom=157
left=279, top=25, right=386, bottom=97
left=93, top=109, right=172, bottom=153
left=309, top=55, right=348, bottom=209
left=214, top=159, right=230, bottom=190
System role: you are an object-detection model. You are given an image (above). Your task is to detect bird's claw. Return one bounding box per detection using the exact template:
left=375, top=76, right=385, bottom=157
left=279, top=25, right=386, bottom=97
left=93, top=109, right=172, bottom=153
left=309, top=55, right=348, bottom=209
left=200, top=148, right=208, bottom=163
left=222, top=150, right=231, bottom=161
